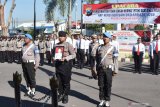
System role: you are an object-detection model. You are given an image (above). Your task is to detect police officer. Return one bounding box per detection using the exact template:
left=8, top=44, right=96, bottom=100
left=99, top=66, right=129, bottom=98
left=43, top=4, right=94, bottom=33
left=38, top=38, right=45, bottom=66
left=132, top=37, right=145, bottom=74
left=89, top=34, right=99, bottom=79
left=96, top=32, right=115, bottom=107
left=3, top=37, right=8, bottom=62
left=45, top=36, right=52, bottom=64
left=76, top=34, right=85, bottom=69
left=22, top=34, right=40, bottom=97
left=0, top=37, right=2, bottom=62
left=13, top=37, right=17, bottom=62
left=7, top=37, right=14, bottom=63
left=34, top=37, right=39, bottom=49
left=53, top=31, right=76, bottom=104
left=111, top=35, right=119, bottom=74
left=151, top=34, right=160, bottom=75
left=16, top=37, right=23, bottom=64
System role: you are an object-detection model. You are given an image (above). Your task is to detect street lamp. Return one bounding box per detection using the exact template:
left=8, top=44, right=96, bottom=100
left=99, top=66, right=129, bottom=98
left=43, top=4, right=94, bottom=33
left=33, top=0, right=36, bottom=40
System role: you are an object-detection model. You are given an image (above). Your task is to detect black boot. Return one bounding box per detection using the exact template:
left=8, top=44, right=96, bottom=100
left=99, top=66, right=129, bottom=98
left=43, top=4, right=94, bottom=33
left=62, top=95, right=68, bottom=104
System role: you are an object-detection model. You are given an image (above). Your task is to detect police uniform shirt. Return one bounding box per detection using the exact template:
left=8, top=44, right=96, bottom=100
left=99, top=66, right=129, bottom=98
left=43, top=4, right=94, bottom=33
left=66, top=37, right=72, bottom=44
left=54, top=42, right=76, bottom=61
left=96, top=43, right=114, bottom=68
left=13, top=39, right=17, bottom=52
left=7, top=40, right=14, bottom=51
left=151, top=40, right=160, bottom=56
left=76, top=39, right=85, bottom=49
left=111, top=40, right=119, bottom=57
left=38, top=41, right=46, bottom=53
left=0, top=41, right=2, bottom=51
left=46, top=40, right=52, bottom=52
left=89, top=42, right=99, bottom=57
left=3, top=40, right=8, bottom=51
left=71, top=39, right=77, bottom=49
left=16, top=40, right=23, bottom=51
left=132, top=43, right=145, bottom=58
left=22, top=43, right=40, bottom=68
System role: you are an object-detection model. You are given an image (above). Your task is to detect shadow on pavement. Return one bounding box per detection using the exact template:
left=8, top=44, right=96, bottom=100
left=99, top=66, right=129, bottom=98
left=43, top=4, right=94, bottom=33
left=70, top=89, right=99, bottom=105
left=72, top=71, right=91, bottom=78
left=72, top=79, right=145, bottom=105
left=39, top=66, right=55, bottom=76
left=8, top=81, right=50, bottom=95
left=0, top=96, right=64, bottom=107
left=119, top=63, right=154, bottom=74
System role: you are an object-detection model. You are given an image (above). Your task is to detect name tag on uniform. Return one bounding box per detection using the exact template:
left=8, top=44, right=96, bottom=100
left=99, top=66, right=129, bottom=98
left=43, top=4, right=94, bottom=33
left=54, top=46, right=64, bottom=60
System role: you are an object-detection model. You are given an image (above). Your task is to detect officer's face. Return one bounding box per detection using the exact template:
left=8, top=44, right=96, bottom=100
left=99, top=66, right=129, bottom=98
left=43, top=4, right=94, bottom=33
left=92, top=37, right=97, bottom=42
left=59, top=36, right=66, bottom=42
left=24, top=37, right=31, bottom=44
left=157, top=35, right=160, bottom=40
left=103, top=37, right=110, bottom=44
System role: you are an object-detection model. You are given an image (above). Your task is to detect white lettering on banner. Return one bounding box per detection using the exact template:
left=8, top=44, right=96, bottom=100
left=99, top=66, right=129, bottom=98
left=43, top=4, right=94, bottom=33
left=83, top=2, right=160, bottom=24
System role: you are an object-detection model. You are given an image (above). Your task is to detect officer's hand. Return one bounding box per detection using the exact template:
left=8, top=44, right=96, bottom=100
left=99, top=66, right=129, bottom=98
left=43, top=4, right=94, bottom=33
left=34, top=66, right=38, bottom=71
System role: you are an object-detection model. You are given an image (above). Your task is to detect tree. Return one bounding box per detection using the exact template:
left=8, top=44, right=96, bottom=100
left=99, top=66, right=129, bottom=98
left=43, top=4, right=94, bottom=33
left=134, top=25, right=145, bottom=30
left=0, top=0, right=16, bottom=36
left=86, top=0, right=108, bottom=4
left=44, top=0, right=76, bottom=34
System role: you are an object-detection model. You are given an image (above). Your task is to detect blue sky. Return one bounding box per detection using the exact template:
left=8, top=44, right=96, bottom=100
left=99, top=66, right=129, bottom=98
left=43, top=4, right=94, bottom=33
left=4, top=0, right=160, bottom=23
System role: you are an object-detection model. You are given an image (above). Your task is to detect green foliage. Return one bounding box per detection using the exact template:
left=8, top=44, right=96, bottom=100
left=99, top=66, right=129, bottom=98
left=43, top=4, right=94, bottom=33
left=134, top=25, right=145, bottom=30
left=105, top=24, right=114, bottom=30
left=87, top=0, right=108, bottom=4
left=44, top=0, right=76, bottom=22
left=86, top=24, right=102, bottom=32
left=27, top=29, right=34, bottom=37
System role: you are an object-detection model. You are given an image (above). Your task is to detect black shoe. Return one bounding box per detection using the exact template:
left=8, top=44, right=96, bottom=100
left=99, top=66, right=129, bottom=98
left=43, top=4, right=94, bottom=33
left=62, top=95, right=68, bottom=104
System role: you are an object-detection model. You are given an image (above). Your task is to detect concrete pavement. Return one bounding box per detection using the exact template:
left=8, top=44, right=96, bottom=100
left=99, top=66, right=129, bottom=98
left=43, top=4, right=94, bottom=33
left=0, top=62, right=160, bottom=107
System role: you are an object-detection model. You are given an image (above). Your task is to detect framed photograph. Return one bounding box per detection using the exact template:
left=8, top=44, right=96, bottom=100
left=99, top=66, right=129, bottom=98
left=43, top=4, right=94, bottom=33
left=54, top=46, right=64, bottom=60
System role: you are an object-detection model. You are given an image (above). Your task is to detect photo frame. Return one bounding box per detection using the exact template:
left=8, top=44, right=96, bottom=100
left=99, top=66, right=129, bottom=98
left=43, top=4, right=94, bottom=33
left=54, top=46, right=64, bottom=60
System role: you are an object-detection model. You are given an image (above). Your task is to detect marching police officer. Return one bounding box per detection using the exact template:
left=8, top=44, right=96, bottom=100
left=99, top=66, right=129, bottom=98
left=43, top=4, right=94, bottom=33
left=89, top=34, right=99, bottom=79
left=22, top=34, right=40, bottom=97
left=16, top=37, right=23, bottom=64
left=7, top=37, right=14, bottom=63
left=45, top=36, right=52, bottom=64
left=38, top=38, right=46, bottom=66
left=3, top=37, right=8, bottom=62
left=52, top=31, right=76, bottom=104
left=0, top=37, right=2, bottom=62
left=132, top=37, right=145, bottom=74
left=96, top=32, right=115, bottom=107
left=151, top=34, right=160, bottom=75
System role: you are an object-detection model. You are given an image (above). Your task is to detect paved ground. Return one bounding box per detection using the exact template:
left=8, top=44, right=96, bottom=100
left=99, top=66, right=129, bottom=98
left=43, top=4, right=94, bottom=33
left=0, top=62, right=160, bottom=107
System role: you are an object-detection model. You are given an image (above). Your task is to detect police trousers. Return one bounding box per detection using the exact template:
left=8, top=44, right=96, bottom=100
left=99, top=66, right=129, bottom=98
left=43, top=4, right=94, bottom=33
left=22, top=62, right=36, bottom=88
left=17, top=51, right=22, bottom=63
left=40, top=53, right=44, bottom=65
left=133, top=52, right=143, bottom=73
left=55, top=60, right=72, bottom=96
left=7, top=51, right=14, bottom=63
left=97, top=67, right=112, bottom=101
left=0, top=51, right=5, bottom=63
left=46, top=51, right=51, bottom=64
